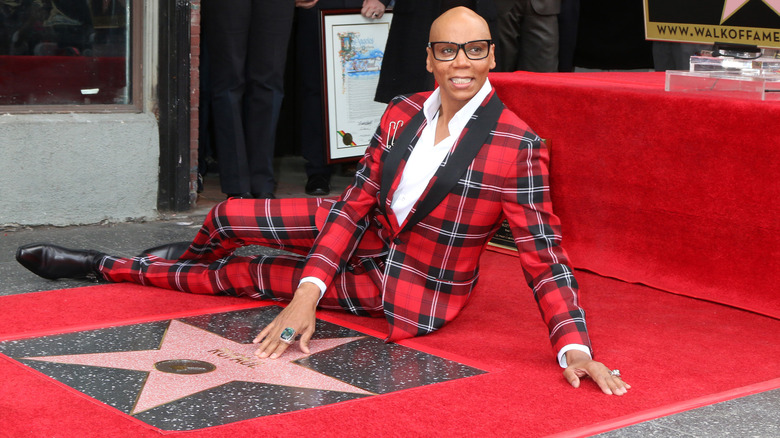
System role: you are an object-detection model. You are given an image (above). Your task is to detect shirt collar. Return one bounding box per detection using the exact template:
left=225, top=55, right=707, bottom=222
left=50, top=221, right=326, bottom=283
left=422, top=78, right=493, bottom=132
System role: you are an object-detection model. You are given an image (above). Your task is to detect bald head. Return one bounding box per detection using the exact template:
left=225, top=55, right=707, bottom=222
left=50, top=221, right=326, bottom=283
left=429, top=6, right=492, bottom=42
left=426, top=6, right=495, bottom=116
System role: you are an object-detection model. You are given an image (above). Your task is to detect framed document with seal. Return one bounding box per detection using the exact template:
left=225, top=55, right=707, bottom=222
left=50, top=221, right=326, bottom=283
left=321, top=9, right=393, bottom=162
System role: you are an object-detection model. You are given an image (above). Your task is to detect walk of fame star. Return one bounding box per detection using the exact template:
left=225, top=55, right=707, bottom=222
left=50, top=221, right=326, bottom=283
left=723, top=0, right=780, bottom=23
left=21, top=320, right=371, bottom=414
left=0, top=306, right=485, bottom=431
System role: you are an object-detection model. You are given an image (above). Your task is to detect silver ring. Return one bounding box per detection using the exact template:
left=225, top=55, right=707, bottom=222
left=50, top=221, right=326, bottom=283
left=372, top=13, right=378, bottom=17
left=610, top=369, right=621, bottom=378
left=279, top=327, right=296, bottom=344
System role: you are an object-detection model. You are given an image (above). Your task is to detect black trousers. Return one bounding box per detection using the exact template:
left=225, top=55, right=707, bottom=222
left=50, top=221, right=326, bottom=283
left=493, top=0, right=559, bottom=72
left=202, top=0, right=295, bottom=195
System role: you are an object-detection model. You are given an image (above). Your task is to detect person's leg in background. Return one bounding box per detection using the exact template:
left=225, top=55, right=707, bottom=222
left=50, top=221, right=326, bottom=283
left=517, top=0, right=559, bottom=72
left=202, top=0, right=253, bottom=198
left=295, top=3, right=333, bottom=196
left=244, top=0, right=296, bottom=198
left=494, top=0, right=521, bottom=71
left=557, top=0, right=579, bottom=72
left=494, top=0, right=559, bottom=73
left=653, top=41, right=709, bottom=71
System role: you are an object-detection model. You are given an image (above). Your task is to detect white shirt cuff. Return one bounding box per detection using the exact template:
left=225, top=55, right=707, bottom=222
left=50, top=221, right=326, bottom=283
left=299, top=276, right=327, bottom=301
left=557, top=344, right=592, bottom=368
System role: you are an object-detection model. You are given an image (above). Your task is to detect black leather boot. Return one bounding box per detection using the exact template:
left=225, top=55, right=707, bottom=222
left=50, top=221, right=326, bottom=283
left=138, top=241, right=192, bottom=260
left=15, top=243, right=106, bottom=280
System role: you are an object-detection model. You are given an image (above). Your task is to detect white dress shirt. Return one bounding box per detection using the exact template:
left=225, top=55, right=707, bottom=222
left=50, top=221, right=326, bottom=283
left=390, top=79, right=493, bottom=226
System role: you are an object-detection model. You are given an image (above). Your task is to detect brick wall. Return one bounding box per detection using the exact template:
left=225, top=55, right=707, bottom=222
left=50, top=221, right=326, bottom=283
left=189, top=0, right=201, bottom=204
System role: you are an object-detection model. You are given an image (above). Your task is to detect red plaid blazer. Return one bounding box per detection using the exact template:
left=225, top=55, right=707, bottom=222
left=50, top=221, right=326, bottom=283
left=303, top=90, right=592, bottom=355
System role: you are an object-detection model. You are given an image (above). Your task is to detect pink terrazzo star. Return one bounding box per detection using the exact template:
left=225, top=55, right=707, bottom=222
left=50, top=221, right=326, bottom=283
left=722, top=0, right=780, bottom=23
left=22, top=320, right=370, bottom=414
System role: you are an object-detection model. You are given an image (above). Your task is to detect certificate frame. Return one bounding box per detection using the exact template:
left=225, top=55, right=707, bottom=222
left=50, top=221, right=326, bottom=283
left=320, top=9, right=393, bottom=162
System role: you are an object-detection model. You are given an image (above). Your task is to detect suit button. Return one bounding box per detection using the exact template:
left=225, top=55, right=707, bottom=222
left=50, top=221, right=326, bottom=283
left=393, top=237, right=402, bottom=245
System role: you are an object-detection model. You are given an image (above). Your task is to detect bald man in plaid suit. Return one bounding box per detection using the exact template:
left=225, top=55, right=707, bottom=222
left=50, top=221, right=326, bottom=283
left=17, top=7, right=629, bottom=395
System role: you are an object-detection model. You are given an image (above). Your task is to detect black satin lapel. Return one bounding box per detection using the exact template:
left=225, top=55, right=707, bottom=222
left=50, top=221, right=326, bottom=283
left=401, top=93, right=505, bottom=232
left=379, top=110, right=427, bottom=216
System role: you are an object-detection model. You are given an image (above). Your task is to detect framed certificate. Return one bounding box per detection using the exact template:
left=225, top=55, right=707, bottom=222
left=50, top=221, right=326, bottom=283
left=321, top=9, right=393, bottom=162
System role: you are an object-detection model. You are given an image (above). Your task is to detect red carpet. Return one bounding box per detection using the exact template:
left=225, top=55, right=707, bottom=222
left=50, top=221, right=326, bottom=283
left=2, top=250, right=779, bottom=437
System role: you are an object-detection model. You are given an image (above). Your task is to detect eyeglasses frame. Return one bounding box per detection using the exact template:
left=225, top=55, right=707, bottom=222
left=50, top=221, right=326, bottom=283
left=427, top=39, right=493, bottom=62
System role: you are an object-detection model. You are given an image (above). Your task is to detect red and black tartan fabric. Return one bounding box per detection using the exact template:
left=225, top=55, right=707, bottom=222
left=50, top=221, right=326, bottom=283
left=99, top=89, right=592, bottom=356
left=301, top=89, right=589, bottom=353
left=99, top=197, right=385, bottom=317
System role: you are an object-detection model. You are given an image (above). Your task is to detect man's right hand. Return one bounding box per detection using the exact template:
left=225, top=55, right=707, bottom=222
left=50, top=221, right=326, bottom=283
left=563, top=350, right=631, bottom=396
left=361, top=0, right=385, bottom=19
left=252, top=282, right=320, bottom=359
left=295, top=0, right=319, bottom=9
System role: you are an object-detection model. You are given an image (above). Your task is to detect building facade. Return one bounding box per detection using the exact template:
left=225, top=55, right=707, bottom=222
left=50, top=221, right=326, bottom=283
left=0, top=0, right=197, bottom=226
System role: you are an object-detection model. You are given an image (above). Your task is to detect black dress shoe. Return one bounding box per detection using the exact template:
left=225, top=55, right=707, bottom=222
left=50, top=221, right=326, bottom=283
left=138, top=241, right=192, bottom=260
left=253, top=192, right=276, bottom=199
left=305, top=174, right=331, bottom=196
left=15, top=243, right=106, bottom=280
left=226, top=192, right=253, bottom=199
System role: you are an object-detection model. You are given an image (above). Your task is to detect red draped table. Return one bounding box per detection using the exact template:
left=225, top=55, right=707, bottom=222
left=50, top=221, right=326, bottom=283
left=490, top=71, right=780, bottom=319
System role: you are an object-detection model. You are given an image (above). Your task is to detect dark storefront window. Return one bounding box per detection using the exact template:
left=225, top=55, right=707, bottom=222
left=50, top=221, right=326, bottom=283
left=0, top=0, right=137, bottom=107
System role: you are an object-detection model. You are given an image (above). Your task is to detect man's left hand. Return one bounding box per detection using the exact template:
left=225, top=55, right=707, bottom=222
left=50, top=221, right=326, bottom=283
left=563, top=350, right=631, bottom=395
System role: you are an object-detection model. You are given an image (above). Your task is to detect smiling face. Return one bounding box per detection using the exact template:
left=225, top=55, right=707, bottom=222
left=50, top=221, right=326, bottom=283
left=426, top=7, right=496, bottom=116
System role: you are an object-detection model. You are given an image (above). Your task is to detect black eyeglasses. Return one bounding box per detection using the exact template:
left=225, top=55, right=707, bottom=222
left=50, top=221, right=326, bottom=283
left=427, top=39, right=492, bottom=61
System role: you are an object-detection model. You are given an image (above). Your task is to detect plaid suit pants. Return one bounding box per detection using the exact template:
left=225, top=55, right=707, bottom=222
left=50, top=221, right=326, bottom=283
left=98, top=198, right=385, bottom=317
